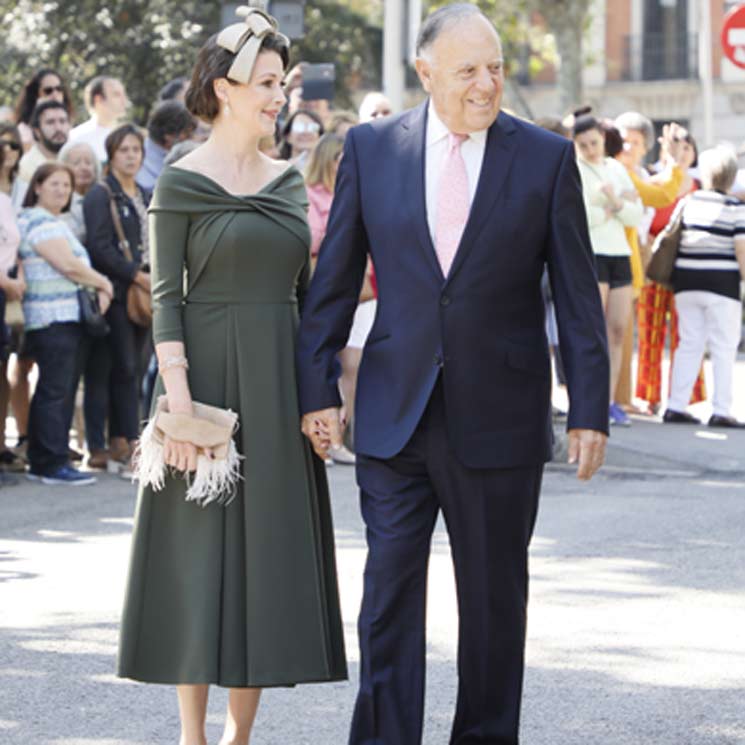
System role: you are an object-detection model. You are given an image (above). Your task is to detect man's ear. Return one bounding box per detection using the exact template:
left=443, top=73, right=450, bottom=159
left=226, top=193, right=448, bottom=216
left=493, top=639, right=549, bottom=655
left=414, top=58, right=432, bottom=94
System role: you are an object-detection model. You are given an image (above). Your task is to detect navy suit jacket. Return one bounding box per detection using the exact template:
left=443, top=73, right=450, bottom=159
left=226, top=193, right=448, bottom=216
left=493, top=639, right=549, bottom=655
left=296, top=103, right=609, bottom=469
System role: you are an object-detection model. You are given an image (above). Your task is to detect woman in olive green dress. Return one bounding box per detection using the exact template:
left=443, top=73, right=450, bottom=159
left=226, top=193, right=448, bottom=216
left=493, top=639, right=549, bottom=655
left=117, top=12, right=346, bottom=745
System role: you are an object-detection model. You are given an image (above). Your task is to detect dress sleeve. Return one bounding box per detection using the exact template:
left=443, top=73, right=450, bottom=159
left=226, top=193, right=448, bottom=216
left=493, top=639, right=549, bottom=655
left=149, top=176, right=190, bottom=345
left=629, top=166, right=683, bottom=208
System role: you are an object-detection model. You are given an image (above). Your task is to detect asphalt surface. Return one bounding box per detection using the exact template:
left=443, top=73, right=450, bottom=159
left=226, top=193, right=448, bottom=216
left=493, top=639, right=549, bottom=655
left=1, top=409, right=745, bottom=745
left=1, top=353, right=744, bottom=745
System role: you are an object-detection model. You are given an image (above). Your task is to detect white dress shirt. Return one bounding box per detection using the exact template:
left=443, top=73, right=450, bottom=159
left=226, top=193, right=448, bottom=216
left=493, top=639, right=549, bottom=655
left=69, top=118, right=112, bottom=163
left=424, top=102, right=488, bottom=242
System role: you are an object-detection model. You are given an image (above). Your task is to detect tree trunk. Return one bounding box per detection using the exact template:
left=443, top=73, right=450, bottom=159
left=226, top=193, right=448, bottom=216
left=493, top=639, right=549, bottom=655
left=533, top=0, right=592, bottom=114
left=553, top=18, right=584, bottom=113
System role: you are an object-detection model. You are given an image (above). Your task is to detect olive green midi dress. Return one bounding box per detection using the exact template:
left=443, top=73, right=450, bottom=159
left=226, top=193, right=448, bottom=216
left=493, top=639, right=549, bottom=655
left=117, top=165, right=347, bottom=688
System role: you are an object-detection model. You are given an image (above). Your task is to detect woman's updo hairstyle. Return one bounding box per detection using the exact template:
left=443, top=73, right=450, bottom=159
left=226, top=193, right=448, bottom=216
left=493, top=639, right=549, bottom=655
left=601, top=120, right=624, bottom=158
left=572, top=106, right=602, bottom=139
left=185, top=32, right=290, bottom=123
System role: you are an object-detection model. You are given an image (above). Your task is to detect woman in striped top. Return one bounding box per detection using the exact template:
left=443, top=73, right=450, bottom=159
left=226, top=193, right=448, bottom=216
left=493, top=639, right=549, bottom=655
left=664, top=146, right=745, bottom=427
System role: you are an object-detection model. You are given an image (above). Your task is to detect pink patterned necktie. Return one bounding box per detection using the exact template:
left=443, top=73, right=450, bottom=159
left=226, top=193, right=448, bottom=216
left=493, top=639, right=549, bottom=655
left=434, top=133, right=470, bottom=277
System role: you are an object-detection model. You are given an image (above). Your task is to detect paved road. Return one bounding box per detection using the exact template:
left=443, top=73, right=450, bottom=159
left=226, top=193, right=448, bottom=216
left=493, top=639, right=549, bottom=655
left=1, top=418, right=744, bottom=745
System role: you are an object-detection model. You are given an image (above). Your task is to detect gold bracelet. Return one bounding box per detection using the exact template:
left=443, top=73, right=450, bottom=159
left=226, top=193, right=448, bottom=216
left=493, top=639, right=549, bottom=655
left=160, top=355, right=189, bottom=372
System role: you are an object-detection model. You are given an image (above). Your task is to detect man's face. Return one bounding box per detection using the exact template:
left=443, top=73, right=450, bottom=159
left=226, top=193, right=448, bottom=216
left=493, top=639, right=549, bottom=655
left=100, top=79, right=129, bottom=120
left=415, top=15, right=504, bottom=134
left=36, top=109, right=70, bottom=153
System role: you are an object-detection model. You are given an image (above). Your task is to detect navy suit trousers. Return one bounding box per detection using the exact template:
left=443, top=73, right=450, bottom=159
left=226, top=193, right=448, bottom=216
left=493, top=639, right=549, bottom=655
left=350, top=380, right=543, bottom=745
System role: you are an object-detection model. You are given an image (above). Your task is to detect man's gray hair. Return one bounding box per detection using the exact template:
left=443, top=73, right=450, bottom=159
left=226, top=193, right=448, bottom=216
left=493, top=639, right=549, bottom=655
left=614, top=111, right=655, bottom=151
left=416, top=3, right=488, bottom=56
left=698, top=145, right=738, bottom=193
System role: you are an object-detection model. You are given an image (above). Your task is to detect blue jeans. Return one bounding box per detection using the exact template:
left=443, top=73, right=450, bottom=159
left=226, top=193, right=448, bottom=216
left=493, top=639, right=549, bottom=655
left=25, top=322, right=82, bottom=474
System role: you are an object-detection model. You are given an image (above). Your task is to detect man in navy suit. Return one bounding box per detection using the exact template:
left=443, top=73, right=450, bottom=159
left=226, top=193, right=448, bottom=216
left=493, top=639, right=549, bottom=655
left=297, top=4, right=609, bottom=743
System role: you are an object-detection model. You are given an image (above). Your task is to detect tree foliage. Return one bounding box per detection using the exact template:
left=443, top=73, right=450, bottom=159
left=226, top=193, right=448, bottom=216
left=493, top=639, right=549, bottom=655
left=426, top=0, right=594, bottom=115
left=0, top=0, right=222, bottom=124
left=0, top=0, right=382, bottom=124
left=292, top=0, right=382, bottom=109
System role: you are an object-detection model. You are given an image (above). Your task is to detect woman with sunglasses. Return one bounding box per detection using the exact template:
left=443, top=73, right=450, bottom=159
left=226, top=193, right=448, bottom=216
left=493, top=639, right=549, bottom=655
left=0, top=123, right=27, bottom=210
left=279, top=109, right=324, bottom=171
left=13, top=69, right=75, bottom=153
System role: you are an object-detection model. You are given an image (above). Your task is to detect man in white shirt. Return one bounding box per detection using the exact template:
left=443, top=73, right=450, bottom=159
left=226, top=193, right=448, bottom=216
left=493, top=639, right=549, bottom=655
left=18, top=101, right=71, bottom=182
left=69, top=76, right=130, bottom=163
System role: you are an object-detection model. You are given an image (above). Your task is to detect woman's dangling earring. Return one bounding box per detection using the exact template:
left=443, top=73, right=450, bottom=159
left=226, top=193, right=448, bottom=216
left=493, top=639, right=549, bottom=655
left=224, top=102, right=231, bottom=117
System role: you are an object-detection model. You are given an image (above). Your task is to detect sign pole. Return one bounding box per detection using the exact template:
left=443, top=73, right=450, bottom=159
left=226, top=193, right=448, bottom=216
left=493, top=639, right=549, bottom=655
left=699, top=0, right=715, bottom=147
left=384, top=0, right=405, bottom=111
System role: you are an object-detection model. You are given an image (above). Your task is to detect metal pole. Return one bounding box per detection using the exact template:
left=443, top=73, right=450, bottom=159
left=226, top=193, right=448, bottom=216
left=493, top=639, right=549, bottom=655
left=699, top=0, right=715, bottom=146
left=384, top=0, right=405, bottom=110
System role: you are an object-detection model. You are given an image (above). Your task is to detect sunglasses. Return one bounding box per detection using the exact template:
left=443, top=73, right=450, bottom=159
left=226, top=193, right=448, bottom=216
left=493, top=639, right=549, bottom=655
left=41, top=84, right=64, bottom=96
left=370, top=109, right=392, bottom=118
left=0, top=140, right=21, bottom=151
left=291, top=120, right=321, bottom=135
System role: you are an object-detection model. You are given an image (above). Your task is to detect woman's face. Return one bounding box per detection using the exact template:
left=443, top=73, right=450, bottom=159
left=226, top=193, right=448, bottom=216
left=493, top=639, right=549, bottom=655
left=66, top=145, right=97, bottom=193
left=110, top=134, right=144, bottom=179
left=679, top=140, right=696, bottom=170
left=221, top=51, right=286, bottom=139
left=574, top=128, right=605, bottom=165
left=38, top=74, right=65, bottom=105
left=0, top=134, right=22, bottom=172
left=35, top=170, right=72, bottom=214
left=619, top=129, right=647, bottom=169
left=288, top=113, right=321, bottom=154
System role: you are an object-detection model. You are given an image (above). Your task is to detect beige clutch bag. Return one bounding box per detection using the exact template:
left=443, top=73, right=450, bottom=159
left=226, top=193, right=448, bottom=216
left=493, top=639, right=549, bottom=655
left=133, top=395, right=242, bottom=507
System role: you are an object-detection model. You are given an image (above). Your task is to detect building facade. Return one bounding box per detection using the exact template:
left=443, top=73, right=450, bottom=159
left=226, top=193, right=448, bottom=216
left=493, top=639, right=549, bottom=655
left=509, top=0, right=745, bottom=148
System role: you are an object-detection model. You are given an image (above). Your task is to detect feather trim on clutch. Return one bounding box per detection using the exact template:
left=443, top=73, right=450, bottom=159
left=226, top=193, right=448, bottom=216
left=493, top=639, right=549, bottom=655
left=132, top=396, right=243, bottom=507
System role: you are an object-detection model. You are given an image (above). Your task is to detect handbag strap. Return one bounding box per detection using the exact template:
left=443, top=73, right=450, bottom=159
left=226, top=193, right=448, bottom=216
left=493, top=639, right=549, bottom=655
left=100, top=182, right=137, bottom=264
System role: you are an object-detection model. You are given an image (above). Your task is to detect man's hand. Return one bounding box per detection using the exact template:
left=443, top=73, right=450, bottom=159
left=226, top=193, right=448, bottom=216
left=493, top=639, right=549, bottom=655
left=301, top=407, right=344, bottom=460
left=567, top=428, right=607, bottom=481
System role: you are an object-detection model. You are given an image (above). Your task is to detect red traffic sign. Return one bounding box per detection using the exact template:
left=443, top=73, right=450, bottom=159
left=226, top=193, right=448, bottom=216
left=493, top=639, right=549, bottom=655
left=722, top=4, right=745, bottom=69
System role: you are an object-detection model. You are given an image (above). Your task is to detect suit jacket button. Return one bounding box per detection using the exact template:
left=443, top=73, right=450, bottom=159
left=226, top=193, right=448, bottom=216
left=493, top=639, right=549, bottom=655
left=440, top=295, right=451, bottom=307
left=434, top=353, right=443, bottom=367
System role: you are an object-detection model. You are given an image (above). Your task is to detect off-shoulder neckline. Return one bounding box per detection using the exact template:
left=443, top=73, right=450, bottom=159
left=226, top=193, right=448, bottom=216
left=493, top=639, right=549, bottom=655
left=166, top=164, right=299, bottom=198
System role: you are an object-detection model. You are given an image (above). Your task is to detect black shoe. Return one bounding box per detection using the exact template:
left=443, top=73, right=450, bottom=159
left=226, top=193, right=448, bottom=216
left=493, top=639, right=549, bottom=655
left=663, top=409, right=702, bottom=425
left=708, top=414, right=745, bottom=429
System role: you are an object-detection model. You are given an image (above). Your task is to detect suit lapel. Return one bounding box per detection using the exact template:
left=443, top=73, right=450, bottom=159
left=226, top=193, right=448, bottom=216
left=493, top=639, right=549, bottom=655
left=445, top=111, right=518, bottom=286
left=398, top=102, right=445, bottom=282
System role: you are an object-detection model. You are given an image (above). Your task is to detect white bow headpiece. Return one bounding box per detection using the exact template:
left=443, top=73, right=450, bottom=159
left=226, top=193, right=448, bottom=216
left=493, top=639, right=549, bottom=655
left=216, top=6, right=289, bottom=84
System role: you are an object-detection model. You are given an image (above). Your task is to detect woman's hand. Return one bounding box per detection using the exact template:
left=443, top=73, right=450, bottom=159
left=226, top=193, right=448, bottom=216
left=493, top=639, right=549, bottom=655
left=163, top=436, right=198, bottom=473
left=4, top=277, right=26, bottom=302
left=134, top=271, right=151, bottom=291
left=98, top=276, right=114, bottom=299
left=97, top=289, right=112, bottom=315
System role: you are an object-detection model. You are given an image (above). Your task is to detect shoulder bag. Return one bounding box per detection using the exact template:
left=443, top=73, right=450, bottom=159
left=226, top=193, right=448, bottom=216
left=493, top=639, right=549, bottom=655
left=101, top=183, right=153, bottom=328
left=646, top=196, right=689, bottom=289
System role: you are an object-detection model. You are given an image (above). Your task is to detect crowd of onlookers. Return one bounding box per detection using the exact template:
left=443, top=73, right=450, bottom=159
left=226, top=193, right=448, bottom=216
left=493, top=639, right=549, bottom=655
left=547, top=109, right=745, bottom=430
left=0, top=64, right=391, bottom=485
left=0, top=62, right=743, bottom=487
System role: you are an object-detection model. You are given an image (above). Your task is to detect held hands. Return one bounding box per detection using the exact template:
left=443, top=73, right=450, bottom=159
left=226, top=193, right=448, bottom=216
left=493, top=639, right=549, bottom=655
left=301, top=407, right=345, bottom=460
left=568, top=429, right=607, bottom=481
